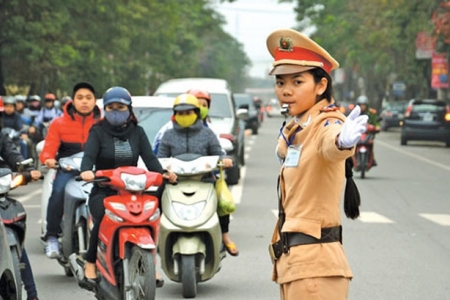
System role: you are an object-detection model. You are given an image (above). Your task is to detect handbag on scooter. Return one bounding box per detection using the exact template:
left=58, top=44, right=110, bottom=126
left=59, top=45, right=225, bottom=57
left=216, top=166, right=236, bottom=216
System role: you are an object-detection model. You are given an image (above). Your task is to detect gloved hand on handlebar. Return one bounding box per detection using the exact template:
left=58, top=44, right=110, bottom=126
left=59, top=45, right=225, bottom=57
left=338, top=105, right=369, bottom=149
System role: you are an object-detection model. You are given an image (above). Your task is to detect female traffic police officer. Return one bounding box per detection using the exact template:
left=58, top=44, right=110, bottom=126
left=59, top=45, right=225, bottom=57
left=266, top=28, right=368, bottom=299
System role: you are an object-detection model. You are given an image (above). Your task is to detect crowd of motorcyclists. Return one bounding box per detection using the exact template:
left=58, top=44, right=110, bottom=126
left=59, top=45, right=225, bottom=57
left=0, top=83, right=247, bottom=300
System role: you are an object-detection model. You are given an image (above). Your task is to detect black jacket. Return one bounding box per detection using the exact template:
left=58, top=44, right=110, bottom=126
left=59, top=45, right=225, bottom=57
left=0, top=132, right=27, bottom=171
left=80, top=120, right=163, bottom=174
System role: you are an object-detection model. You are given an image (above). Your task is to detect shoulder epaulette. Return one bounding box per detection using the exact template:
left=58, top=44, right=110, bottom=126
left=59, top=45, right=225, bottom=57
left=320, top=104, right=339, bottom=112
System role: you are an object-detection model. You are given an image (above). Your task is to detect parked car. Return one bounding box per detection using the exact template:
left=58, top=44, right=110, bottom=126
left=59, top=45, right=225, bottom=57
left=379, top=101, right=408, bottom=131
left=154, top=77, right=248, bottom=185
left=0, top=218, right=19, bottom=300
left=265, top=98, right=283, bottom=117
left=234, top=93, right=260, bottom=134
left=400, top=99, right=450, bottom=147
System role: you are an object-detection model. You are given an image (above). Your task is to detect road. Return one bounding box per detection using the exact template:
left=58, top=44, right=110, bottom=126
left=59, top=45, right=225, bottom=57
left=12, top=116, right=450, bottom=299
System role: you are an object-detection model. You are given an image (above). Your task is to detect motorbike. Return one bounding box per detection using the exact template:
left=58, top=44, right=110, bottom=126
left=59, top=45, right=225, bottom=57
left=0, top=158, right=39, bottom=300
left=69, top=166, right=163, bottom=300
left=352, top=124, right=379, bottom=179
left=158, top=154, right=227, bottom=299
left=40, top=152, right=93, bottom=276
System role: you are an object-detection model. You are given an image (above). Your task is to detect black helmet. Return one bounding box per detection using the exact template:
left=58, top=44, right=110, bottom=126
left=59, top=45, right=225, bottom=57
left=102, top=86, right=132, bottom=107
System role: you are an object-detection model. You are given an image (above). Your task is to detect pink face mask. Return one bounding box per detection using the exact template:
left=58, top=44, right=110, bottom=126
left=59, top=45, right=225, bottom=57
left=31, top=101, right=40, bottom=108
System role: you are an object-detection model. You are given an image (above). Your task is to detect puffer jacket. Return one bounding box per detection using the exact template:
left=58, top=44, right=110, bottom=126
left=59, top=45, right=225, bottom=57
left=39, top=101, right=101, bottom=163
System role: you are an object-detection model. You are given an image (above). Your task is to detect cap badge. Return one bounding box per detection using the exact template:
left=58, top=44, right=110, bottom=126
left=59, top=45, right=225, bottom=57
left=279, top=37, right=293, bottom=52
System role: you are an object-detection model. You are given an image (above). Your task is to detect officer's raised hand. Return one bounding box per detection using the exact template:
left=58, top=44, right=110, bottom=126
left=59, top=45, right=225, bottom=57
left=337, top=105, right=368, bottom=149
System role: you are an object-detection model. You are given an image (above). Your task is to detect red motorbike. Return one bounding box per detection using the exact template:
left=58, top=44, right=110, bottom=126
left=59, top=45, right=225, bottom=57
left=352, top=124, right=379, bottom=179
left=69, top=166, right=163, bottom=300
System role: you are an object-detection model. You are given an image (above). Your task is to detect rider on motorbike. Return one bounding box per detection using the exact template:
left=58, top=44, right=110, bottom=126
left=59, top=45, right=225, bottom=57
left=156, top=93, right=239, bottom=256
left=1, top=96, right=29, bottom=158
left=79, top=86, right=177, bottom=287
left=0, top=124, right=42, bottom=300
left=356, top=95, right=380, bottom=166
left=40, top=82, right=101, bottom=259
left=153, top=88, right=216, bottom=155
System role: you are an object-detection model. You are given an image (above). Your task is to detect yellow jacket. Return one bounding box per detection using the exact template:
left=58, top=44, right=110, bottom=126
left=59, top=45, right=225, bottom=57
left=272, top=99, right=354, bottom=284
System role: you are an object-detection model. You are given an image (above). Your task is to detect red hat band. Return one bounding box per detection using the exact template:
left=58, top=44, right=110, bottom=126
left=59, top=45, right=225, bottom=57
left=274, top=46, right=332, bottom=74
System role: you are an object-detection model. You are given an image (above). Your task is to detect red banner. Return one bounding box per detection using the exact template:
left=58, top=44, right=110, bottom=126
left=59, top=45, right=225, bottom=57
left=431, top=52, right=449, bottom=88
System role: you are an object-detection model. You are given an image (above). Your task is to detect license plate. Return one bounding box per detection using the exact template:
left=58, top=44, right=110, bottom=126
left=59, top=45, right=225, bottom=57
left=423, top=114, right=433, bottom=122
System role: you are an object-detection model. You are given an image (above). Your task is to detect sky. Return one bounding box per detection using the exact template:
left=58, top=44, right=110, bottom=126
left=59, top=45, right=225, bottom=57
left=213, top=0, right=298, bottom=78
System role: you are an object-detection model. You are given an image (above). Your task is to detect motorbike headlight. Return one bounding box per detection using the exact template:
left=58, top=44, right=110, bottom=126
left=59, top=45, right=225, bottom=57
left=105, top=209, right=124, bottom=222
left=120, top=173, right=147, bottom=191
left=172, top=201, right=206, bottom=221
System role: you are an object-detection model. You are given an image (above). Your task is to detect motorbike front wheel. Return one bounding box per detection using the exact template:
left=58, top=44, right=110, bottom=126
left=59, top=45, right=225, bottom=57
left=181, top=255, right=197, bottom=298
left=125, top=246, right=156, bottom=300
left=358, top=152, right=367, bottom=179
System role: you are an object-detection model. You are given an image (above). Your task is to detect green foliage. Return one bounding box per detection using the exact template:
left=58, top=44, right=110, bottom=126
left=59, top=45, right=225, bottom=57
left=284, top=0, right=440, bottom=106
left=0, top=0, right=250, bottom=96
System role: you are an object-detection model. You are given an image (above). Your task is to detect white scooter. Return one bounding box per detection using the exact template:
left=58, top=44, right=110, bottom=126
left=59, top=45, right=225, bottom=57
left=158, top=154, right=227, bottom=299
left=39, top=150, right=93, bottom=276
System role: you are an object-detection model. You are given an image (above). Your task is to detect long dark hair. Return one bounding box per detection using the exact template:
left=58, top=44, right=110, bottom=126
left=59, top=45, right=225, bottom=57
left=310, top=67, right=361, bottom=219
left=309, top=67, right=333, bottom=103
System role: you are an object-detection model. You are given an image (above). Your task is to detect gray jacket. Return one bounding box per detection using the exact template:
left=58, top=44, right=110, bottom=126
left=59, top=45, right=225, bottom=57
left=157, top=119, right=224, bottom=158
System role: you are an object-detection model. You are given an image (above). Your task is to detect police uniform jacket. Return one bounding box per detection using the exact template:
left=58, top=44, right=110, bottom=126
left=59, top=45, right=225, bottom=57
left=272, top=99, right=354, bottom=284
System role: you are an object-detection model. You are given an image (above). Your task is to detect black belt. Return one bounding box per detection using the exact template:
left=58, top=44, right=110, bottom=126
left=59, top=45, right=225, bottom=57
left=269, top=226, right=342, bottom=261
left=286, top=226, right=342, bottom=249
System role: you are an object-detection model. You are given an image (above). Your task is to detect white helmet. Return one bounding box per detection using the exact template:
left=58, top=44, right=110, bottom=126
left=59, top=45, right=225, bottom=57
left=356, top=95, right=369, bottom=105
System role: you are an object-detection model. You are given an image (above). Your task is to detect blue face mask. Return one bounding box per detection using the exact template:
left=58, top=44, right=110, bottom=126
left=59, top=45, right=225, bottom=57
left=104, top=110, right=130, bottom=126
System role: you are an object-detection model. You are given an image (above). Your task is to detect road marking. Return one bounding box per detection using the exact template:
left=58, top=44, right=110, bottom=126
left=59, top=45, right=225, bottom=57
left=230, top=166, right=245, bottom=204
left=358, top=212, right=394, bottom=223
left=377, top=140, right=450, bottom=172
left=17, top=189, right=41, bottom=203
left=419, top=213, right=450, bottom=226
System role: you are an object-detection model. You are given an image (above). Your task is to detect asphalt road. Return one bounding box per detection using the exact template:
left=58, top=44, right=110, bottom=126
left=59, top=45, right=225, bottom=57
left=12, top=116, right=450, bottom=300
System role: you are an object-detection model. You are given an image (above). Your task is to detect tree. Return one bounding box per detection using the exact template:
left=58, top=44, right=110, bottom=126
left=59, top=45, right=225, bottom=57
left=282, top=0, right=438, bottom=106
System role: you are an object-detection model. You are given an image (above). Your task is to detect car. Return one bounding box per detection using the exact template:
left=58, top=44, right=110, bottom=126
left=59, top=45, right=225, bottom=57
left=400, top=99, right=450, bottom=147
left=265, top=98, right=284, bottom=118
left=379, top=101, right=408, bottom=131
left=154, top=77, right=248, bottom=185
left=234, top=93, right=260, bottom=134
left=0, top=218, right=19, bottom=300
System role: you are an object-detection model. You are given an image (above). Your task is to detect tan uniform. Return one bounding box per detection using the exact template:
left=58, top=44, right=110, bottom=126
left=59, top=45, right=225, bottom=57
left=272, top=99, right=354, bottom=286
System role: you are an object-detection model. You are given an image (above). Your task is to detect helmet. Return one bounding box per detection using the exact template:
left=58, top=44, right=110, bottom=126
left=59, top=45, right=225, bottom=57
left=0, top=96, right=3, bottom=112
left=173, top=94, right=200, bottom=112
left=61, top=96, right=72, bottom=105
left=102, top=86, right=132, bottom=107
left=29, top=95, right=41, bottom=102
left=45, top=93, right=56, bottom=101
left=186, top=89, right=211, bottom=106
left=356, top=95, right=369, bottom=105
left=15, top=95, right=26, bottom=103
left=3, top=96, right=16, bottom=105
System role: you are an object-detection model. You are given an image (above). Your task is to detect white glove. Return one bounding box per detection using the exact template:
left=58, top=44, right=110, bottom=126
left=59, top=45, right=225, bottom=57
left=338, top=105, right=369, bottom=149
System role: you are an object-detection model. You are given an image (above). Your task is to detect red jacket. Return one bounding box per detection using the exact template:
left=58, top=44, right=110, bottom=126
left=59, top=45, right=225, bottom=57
left=40, top=101, right=101, bottom=163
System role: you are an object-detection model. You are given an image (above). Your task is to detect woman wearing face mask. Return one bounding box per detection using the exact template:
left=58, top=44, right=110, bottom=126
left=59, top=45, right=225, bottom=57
left=157, top=93, right=239, bottom=256
left=152, top=89, right=213, bottom=155
left=79, top=86, right=177, bottom=287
